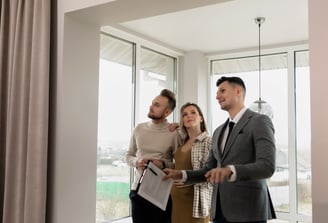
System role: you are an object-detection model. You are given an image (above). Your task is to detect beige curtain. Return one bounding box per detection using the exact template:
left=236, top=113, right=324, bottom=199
left=0, top=0, right=52, bottom=222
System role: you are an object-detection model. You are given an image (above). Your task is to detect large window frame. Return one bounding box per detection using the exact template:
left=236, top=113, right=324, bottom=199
left=209, top=45, right=311, bottom=223
left=97, top=27, right=311, bottom=223
left=96, top=28, right=179, bottom=223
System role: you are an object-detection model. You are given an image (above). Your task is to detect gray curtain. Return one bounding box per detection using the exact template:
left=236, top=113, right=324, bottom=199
left=0, top=0, right=52, bottom=222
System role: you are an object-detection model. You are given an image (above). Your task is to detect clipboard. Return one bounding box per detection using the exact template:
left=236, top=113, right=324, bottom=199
left=136, top=161, right=174, bottom=210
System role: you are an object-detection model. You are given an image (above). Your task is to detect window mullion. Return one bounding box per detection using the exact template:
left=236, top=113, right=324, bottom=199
left=288, top=49, right=298, bottom=222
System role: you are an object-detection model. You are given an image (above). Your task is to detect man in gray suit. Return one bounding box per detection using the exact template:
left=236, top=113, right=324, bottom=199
left=164, top=76, right=276, bottom=223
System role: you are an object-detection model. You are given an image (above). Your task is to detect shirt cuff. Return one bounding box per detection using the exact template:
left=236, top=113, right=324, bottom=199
left=227, top=165, right=237, bottom=182
left=181, top=170, right=188, bottom=183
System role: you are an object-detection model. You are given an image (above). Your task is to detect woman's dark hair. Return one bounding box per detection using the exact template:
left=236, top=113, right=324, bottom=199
left=160, top=89, right=176, bottom=110
left=179, top=102, right=208, bottom=143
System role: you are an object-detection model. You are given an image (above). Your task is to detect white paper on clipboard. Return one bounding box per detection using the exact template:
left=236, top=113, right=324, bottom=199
left=137, top=161, right=174, bottom=210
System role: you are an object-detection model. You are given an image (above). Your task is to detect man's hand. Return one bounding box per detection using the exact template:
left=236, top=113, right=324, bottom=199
left=137, top=159, right=165, bottom=170
left=205, top=167, right=232, bottom=184
left=150, top=159, right=165, bottom=169
left=162, top=168, right=183, bottom=181
left=136, top=159, right=148, bottom=170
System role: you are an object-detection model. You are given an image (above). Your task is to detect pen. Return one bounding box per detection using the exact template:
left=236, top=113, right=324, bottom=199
left=148, top=167, right=158, bottom=176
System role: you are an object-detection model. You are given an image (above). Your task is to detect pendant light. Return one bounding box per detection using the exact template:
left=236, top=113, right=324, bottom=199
left=249, top=17, right=274, bottom=119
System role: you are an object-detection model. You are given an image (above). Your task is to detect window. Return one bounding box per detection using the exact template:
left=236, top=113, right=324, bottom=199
left=96, top=33, right=134, bottom=222
left=137, top=47, right=177, bottom=123
left=295, top=51, right=311, bottom=216
left=96, top=32, right=177, bottom=222
left=210, top=49, right=311, bottom=222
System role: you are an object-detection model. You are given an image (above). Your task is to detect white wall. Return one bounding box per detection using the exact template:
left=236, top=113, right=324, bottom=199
left=50, top=15, right=100, bottom=223
left=309, top=0, right=328, bottom=221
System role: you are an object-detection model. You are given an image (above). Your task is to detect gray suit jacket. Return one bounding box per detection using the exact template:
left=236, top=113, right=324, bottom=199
left=186, top=109, right=276, bottom=222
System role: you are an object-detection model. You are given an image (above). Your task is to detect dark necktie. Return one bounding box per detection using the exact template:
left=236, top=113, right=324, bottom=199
left=225, top=121, right=235, bottom=148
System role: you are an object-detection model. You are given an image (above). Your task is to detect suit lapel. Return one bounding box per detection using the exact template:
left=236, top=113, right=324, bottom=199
left=218, top=119, right=229, bottom=157
left=212, top=119, right=228, bottom=161
left=222, top=109, right=253, bottom=160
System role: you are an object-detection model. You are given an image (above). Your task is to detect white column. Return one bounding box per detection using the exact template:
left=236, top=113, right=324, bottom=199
left=309, top=0, right=328, bottom=222
left=178, top=51, right=209, bottom=118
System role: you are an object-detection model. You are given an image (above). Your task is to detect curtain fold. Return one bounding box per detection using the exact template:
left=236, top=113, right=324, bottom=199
left=0, top=0, right=51, bottom=222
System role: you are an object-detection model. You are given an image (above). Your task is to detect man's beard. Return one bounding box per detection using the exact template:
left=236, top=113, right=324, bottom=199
left=219, top=101, right=229, bottom=111
left=147, top=112, right=164, bottom=120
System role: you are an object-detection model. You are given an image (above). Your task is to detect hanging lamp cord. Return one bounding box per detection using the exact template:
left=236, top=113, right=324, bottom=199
left=258, top=20, right=262, bottom=101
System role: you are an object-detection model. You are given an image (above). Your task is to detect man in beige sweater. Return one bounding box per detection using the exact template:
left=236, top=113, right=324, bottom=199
left=125, top=89, right=178, bottom=223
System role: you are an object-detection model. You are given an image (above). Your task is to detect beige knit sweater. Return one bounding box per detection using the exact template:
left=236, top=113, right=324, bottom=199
left=125, top=120, right=178, bottom=190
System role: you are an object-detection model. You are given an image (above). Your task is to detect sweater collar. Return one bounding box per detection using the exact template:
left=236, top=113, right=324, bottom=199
left=147, top=119, right=169, bottom=129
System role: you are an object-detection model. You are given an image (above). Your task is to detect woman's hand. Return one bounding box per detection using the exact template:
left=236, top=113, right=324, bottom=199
left=168, top=122, right=179, bottom=132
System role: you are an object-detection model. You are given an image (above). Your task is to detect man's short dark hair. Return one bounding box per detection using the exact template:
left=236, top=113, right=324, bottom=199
left=216, top=76, right=246, bottom=92
left=160, top=89, right=176, bottom=110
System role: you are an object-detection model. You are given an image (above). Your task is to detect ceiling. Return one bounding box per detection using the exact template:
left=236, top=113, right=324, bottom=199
left=116, top=0, right=308, bottom=55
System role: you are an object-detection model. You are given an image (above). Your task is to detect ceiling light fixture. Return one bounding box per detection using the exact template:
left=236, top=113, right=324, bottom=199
left=249, top=17, right=274, bottom=119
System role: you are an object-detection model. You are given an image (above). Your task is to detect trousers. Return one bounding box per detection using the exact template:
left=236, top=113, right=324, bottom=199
left=129, top=190, right=172, bottom=223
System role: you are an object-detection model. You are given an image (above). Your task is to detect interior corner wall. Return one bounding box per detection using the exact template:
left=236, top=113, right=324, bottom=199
left=179, top=51, right=209, bottom=119
left=309, top=0, right=328, bottom=222
left=51, top=11, right=100, bottom=223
